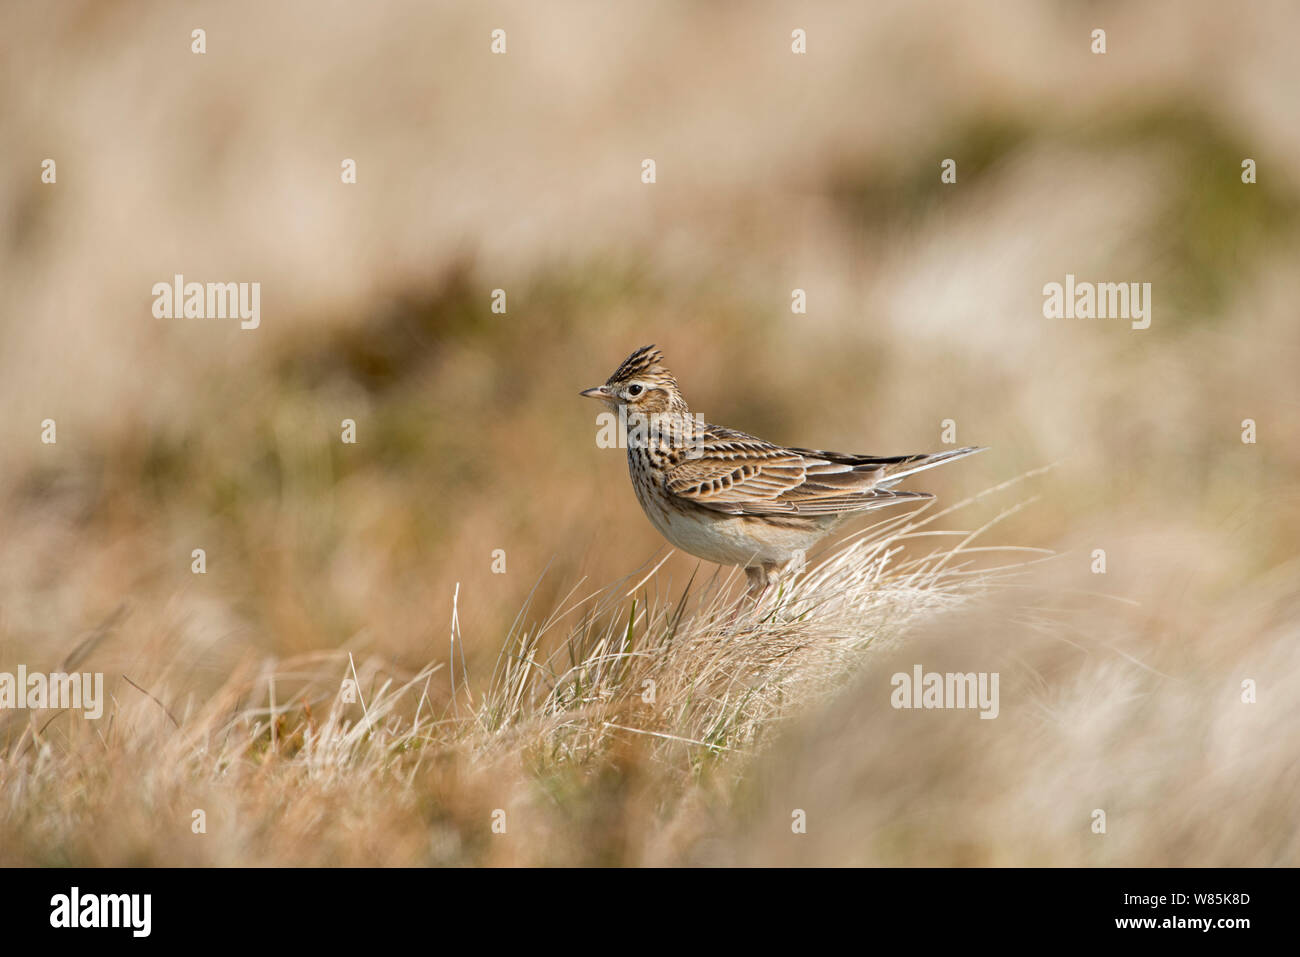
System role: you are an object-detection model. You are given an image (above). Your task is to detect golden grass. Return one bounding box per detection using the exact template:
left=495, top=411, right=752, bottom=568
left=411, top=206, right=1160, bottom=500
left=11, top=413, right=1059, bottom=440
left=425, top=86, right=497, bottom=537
left=0, top=481, right=1045, bottom=866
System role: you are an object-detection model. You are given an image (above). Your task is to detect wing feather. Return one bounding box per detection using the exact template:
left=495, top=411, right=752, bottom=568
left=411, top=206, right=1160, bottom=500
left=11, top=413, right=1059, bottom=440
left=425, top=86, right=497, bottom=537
left=662, top=427, right=982, bottom=517
left=664, top=425, right=934, bottom=516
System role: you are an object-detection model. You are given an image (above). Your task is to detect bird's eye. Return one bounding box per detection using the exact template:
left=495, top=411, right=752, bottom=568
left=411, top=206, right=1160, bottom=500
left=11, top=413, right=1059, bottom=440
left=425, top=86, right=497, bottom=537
left=627, top=384, right=643, bottom=397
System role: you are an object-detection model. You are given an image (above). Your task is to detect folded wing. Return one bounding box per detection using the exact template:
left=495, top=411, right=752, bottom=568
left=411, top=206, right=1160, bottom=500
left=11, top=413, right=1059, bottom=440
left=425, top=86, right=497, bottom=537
left=664, top=425, right=982, bottom=517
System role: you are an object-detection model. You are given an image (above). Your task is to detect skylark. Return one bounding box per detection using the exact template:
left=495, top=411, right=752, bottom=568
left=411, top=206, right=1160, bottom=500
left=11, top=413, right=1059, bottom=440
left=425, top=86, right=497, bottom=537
left=582, top=345, right=985, bottom=594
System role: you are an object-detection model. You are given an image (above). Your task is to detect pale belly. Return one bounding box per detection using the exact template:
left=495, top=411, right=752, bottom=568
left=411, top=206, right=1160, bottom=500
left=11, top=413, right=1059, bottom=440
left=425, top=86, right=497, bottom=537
left=628, top=456, right=831, bottom=568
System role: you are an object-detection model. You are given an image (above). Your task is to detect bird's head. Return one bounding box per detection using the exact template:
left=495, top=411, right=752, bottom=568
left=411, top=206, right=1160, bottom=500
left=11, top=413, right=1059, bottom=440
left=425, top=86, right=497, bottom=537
left=581, top=345, right=688, bottom=415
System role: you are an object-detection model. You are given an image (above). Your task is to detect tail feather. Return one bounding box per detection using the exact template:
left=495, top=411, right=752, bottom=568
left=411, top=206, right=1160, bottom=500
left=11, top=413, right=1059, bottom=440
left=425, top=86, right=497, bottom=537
left=874, top=446, right=987, bottom=485
left=792, top=445, right=987, bottom=486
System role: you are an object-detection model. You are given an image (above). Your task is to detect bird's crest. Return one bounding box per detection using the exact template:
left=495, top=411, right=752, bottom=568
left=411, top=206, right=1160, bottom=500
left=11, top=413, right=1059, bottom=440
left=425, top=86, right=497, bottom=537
left=607, top=345, right=672, bottom=385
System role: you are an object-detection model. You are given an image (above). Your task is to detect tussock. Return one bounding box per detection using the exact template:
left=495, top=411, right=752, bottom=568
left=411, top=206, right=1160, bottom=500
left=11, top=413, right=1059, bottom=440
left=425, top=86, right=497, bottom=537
left=0, top=481, right=1036, bottom=865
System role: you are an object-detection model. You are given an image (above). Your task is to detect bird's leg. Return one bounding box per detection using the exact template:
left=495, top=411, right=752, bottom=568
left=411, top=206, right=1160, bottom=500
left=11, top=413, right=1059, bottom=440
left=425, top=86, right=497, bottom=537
left=744, top=562, right=784, bottom=600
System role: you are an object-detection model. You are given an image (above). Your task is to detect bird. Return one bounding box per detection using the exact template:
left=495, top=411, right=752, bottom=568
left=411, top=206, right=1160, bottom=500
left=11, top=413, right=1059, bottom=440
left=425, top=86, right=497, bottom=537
left=580, top=345, right=985, bottom=595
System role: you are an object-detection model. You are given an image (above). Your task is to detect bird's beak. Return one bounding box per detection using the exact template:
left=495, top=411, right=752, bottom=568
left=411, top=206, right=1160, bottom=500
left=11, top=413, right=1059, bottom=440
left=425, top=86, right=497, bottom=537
left=580, top=385, right=611, bottom=401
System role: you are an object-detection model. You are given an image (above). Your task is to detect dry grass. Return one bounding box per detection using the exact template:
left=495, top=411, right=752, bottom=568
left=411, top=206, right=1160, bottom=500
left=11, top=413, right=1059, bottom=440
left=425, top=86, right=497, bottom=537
left=0, top=482, right=1043, bottom=866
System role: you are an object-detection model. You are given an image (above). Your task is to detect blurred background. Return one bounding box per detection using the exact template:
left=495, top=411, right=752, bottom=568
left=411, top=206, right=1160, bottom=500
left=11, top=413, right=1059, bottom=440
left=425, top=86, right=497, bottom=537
left=0, top=0, right=1296, bottom=865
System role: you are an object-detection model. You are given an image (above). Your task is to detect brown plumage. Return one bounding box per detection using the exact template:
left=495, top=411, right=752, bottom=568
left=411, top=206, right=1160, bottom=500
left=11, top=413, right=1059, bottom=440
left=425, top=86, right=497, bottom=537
left=582, top=345, right=985, bottom=593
